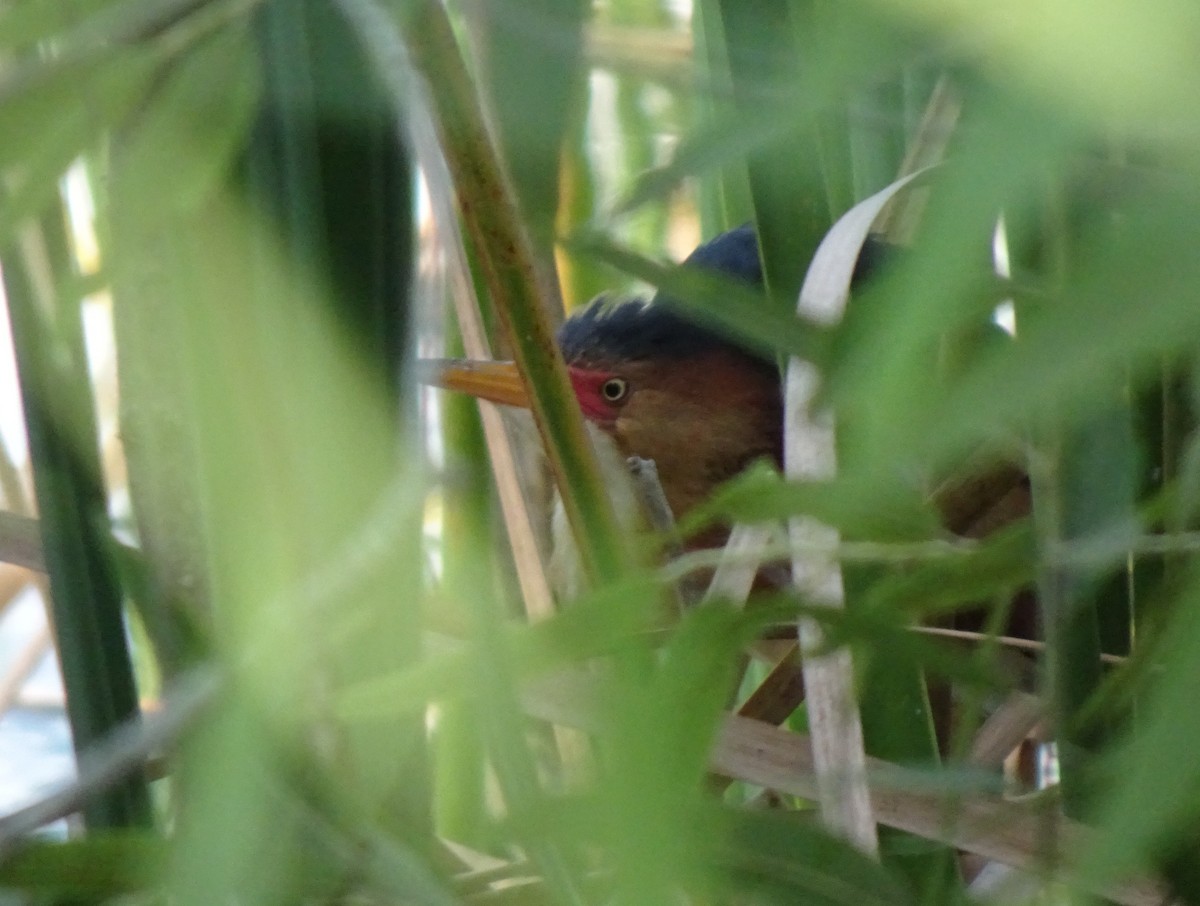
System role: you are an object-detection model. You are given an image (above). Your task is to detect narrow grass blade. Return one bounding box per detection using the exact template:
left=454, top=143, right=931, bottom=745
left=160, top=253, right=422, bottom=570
left=2, top=205, right=151, bottom=830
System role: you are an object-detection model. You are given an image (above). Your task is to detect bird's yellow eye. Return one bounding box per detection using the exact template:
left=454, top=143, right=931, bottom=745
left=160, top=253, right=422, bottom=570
left=601, top=377, right=629, bottom=403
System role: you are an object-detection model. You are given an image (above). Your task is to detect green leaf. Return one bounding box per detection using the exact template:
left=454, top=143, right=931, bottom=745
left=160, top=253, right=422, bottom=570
left=0, top=0, right=117, bottom=52
left=0, top=53, right=157, bottom=242
left=603, top=604, right=758, bottom=900
left=707, top=804, right=916, bottom=906
left=862, top=0, right=1200, bottom=131
left=679, top=461, right=943, bottom=542
left=337, top=575, right=662, bottom=721
left=570, top=230, right=828, bottom=363
left=0, top=834, right=166, bottom=895
left=116, top=24, right=261, bottom=219
left=1081, top=570, right=1200, bottom=886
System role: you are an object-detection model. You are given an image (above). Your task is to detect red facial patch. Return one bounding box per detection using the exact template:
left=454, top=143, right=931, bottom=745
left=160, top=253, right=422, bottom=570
left=567, top=366, right=621, bottom=425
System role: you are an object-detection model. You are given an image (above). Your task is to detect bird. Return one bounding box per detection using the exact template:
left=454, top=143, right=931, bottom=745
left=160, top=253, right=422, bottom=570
left=425, top=223, right=1033, bottom=603
left=553, top=226, right=783, bottom=526
left=425, top=225, right=911, bottom=574
left=426, top=225, right=894, bottom=543
left=428, top=225, right=1035, bottom=743
left=426, top=225, right=787, bottom=577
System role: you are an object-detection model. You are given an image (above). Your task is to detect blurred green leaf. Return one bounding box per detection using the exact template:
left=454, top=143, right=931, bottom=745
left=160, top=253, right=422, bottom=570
left=0, top=834, right=165, bottom=895
left=1081, top=569, right=1200, bottom=886
left=338, top=575, right=663, bottom=721
left=679, top=460, right=942, bottom=542
left=0, top=0, right=117, bottom=51
left=571, top=230, right=827, bottom=362
left=691, top=0, right=755, bottom=231
left=708, top=804, right=915, bottom=905
left=930, top=180, right=1200, bottom=468
left=859, top=521, right=1035, bottom=620
left=117, top=24, right=260, bottom=218
left=469, top=0, right=588, bottom=272
left=603, top=603, right=755, bottom=901
left=8, top=0, right=1200, bottom=901
left=862, top=0, right=1200, bottom=131
left=719, top=0, right=827, bottom=302
left=0, top=54, right=156, bottom=243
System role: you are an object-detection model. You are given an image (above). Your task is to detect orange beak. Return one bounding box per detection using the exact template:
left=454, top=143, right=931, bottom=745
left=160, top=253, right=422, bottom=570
left=419, top=358, right=531, bottom=409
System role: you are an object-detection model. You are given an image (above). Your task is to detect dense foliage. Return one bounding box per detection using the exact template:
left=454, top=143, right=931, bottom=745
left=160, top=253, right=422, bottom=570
left=2, top=1, right=1200, bottom=904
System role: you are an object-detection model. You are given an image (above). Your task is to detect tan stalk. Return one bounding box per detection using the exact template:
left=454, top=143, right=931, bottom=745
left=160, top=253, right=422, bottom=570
left=385, top=0, right=631, bottom=585
left=786, top=171, right=929, bottom=854
left=520, top=671, right=1164, bottom=906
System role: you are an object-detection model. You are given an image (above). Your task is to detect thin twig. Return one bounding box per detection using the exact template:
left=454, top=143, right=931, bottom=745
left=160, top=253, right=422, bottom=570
left=701, top=523, right=779, bottom=608
left=915, top=625, right=1125, bottom=666
left=625, top=456, right=702, bottom=611
left=9, top=503, right=1200, bottom=585
left=0, top=511, right=46, bottom=572
left=0, top=668, right=218, bottom=854
left=518, top=668, right=1165, bottom=906
left=342, top=0, right=630, bottom=584
left=968, top=691, right=1045, bottom=769
left=660, top=534, right=973, bottom=583
left=0, top=623, right=51, bottom=715
left=332, top=0, right=557, bottom=619
left=626, top=458, right=677, bottom=541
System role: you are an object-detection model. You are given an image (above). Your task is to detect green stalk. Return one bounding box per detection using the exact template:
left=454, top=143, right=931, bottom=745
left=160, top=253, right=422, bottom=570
left=692, top=0, right=755, bottom=233
left=334, top=6, right=620, bottom=900
left=432, top=325, right=496, bottom=848
left=391, top=0, right=634, bottom=587
left=2, top=202, right=151, bottom=830
left=247, top=0, right=427, bottom=834
left=847, top=80, right=904, bottom=200
left=1027, top=183, right=1130, bottom=818
left=1032, top=400, right=1133, bottom=817
left=716, top=0, right=828, bottom=303
left=465, top=0, right=589, bottom=308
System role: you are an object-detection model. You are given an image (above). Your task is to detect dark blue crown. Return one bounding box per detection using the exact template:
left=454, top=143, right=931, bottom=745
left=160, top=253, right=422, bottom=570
left=557, top=225, right=890, bottom=366
left=558, top=225, right=764, bottom=366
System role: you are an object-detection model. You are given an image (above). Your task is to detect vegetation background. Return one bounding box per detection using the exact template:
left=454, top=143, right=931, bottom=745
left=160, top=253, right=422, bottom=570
left=1, top=0, right=1200, bottom=903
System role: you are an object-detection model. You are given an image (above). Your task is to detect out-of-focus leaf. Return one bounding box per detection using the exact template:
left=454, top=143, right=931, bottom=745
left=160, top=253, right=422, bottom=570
left=706, top=804, right=915, bottom=906
left=0, top=57, right=152, bottom=170
left=0, top=0, right=115, bottom=51
left=859, top=521, right=1035, bottom=619
left=1080, top=571, right=1200, bottom=886
left=603, top=603, right=755, bottom=901
left=117, top=25, right=260, bottom=218
left=0, top=835, right=166, bottom=895
left=719, top=0, right=825, bottom=302
left=860, top=0, right=1200, bottom=131
left=926, top=180, right=1200, bottom=470
left=677, top=461, right=942, bottom=542
left=690, top=0, right=754, bottom=232
left=3, top=198, right=151, bottom=830
left=570, top=230, right=827, bottom=362
left=855, top=620, right=1016, bottom=694
left=614, top=107, right=792, bottom=217
left=0, top=54, right=156, bottom=243
left=816, top=87, right=1072, bottom=477
left=469, top=0, right=588, bottom=284
left=338, top=575, right=663, bottom=721
left=1036, top=378, right=1139, bottom=816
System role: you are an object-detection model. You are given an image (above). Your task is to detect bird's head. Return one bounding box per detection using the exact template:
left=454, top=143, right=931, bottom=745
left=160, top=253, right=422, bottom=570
left=427, top=226, right=782, bottom=521
left=552, top=292, right=782, bottom=518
